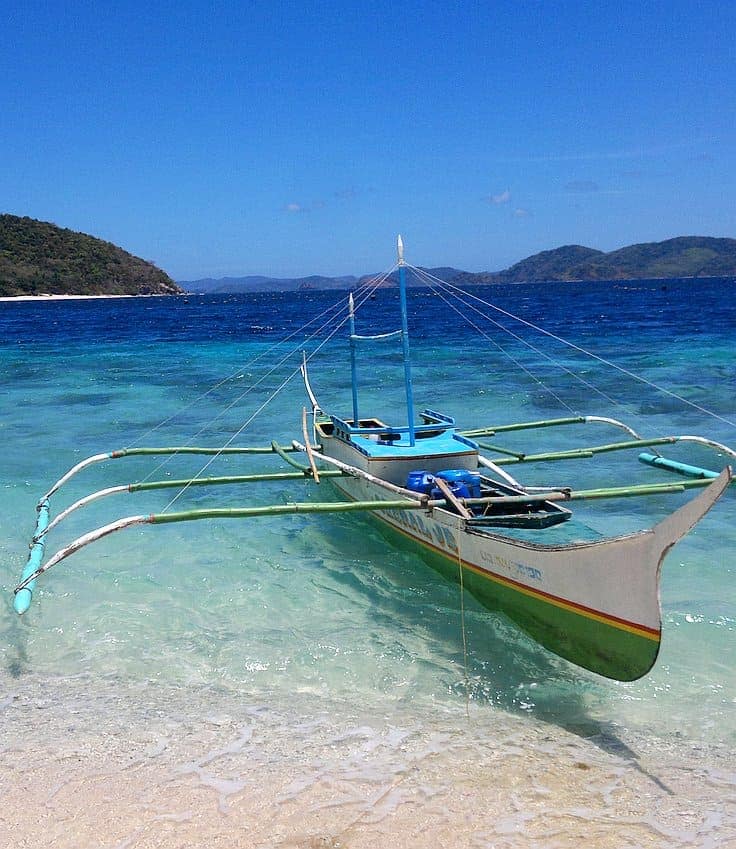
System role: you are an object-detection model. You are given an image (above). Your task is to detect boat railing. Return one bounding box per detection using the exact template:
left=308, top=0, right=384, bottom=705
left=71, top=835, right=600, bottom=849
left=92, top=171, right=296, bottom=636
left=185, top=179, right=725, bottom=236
left=421, top=409, right=456, bottom=425
left=330, top=415, right=456, bottom=439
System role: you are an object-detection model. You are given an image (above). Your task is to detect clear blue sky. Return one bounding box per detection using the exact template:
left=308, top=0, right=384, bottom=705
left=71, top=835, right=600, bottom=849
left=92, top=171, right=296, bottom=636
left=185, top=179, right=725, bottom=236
left=2, top=1, right=734, bottom=280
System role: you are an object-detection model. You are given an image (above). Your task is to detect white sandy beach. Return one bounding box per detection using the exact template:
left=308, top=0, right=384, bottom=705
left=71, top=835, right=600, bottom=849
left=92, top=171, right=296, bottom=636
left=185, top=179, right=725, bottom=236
left=2, top=677, right=734, bottom=849
left=0, top=294, right=143, bottom=302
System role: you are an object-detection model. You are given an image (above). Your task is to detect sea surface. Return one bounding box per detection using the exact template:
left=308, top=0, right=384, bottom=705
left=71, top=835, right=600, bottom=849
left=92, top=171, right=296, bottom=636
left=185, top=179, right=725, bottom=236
left=1, top=278, right=735, bottom=848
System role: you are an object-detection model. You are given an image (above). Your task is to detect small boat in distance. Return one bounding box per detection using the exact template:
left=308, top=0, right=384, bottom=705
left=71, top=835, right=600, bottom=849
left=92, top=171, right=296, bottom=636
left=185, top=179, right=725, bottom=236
left=14, top=237, right=735, bottom=681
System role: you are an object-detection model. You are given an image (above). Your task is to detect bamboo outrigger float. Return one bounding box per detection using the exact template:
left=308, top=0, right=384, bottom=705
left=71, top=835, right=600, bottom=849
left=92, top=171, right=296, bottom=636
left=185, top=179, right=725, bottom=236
left=14, top=237, right=735, bottom=681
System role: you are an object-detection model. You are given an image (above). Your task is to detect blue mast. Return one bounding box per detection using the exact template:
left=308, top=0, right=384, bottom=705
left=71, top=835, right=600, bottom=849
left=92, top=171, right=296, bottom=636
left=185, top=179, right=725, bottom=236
left=347, top=236, right=416, bottom=444
left=397, top=235, right=416, bottom=446
left=348, top=292, right=360, bottom=425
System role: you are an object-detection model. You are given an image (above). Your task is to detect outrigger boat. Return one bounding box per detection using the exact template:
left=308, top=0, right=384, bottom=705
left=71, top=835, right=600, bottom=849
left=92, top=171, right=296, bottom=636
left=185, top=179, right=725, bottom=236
left=13, top=237, right=734, bottom=681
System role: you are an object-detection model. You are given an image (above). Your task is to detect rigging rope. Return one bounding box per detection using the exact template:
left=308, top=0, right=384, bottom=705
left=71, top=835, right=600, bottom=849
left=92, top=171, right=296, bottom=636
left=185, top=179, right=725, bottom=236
left=129, top=266, right=395, bottom=492
left=125, top=291, right=354, bottom=450
left=159, top=266, right=396, bottom=511
left=412, top=265, right=644, bottom=422
left=412, top=264, right=736, bottom=432
left=413, top=269, right=578, bottom=415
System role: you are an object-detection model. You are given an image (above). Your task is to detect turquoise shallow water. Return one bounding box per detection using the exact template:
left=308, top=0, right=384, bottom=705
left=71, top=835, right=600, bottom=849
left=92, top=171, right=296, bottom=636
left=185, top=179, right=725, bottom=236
left=1, top=281, right=735, bottom=847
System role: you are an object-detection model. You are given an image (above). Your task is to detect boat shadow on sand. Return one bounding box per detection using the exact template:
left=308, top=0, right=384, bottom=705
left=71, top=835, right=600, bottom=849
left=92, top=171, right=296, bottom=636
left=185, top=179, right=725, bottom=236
left=291, top=513, right=677, bottom=793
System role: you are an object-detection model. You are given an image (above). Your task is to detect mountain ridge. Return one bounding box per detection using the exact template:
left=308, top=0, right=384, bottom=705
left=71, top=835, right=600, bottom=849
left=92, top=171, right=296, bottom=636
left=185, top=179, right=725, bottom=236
left=2, top=216, right=734, bottom=297
left=181, top=236, right=736, bottom=293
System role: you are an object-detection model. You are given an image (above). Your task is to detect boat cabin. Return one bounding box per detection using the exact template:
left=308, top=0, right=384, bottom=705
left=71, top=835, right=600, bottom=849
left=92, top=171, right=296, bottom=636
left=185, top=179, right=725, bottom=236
left=315, top=408, right=479, bottom=486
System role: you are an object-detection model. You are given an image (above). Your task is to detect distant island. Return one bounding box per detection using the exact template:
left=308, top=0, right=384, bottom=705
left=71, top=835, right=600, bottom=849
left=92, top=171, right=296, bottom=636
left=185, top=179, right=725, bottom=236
left=2, top=214, right=734, bottom=299
left=0, top=215, right=181, bottom=297
left=182, top=236, right=736, bottom=293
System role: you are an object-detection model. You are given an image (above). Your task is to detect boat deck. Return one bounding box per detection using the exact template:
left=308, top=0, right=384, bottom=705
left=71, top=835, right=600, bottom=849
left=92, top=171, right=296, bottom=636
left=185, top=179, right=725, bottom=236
left=349, top=428, right=476, bottom=459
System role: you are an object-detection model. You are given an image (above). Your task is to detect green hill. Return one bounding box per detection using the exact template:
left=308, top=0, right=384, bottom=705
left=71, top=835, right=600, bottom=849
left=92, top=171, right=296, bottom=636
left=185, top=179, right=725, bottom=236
left=496, top=244, right=605, bottom=282
left=0, top=215, right=181, bottom=297
left=495, top=237, right=736, bottom=282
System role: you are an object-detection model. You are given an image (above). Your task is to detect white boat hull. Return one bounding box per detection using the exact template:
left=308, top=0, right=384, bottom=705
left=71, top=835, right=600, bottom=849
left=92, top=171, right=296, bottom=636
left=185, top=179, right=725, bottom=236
left=326, top=465, right=731, bottom=680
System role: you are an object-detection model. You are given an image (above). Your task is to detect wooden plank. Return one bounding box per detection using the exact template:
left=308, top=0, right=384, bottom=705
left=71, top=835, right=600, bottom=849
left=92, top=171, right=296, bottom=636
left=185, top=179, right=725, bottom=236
left=301, top=407, right=320, bottom=483
left=432, top=476, right=473, bottom=518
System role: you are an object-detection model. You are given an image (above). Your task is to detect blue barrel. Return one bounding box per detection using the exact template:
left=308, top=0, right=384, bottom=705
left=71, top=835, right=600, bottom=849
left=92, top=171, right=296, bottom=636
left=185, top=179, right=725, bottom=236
left=406, top=470, right=434, bottom=495
left=436, top=469, right=481, bottom=498
left=431, top=480, right=471, bottom=502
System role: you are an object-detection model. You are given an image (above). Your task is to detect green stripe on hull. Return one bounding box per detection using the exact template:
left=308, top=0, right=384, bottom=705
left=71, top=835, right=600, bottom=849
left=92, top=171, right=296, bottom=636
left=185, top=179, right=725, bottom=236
left=374, top=516, right=660, bottom=682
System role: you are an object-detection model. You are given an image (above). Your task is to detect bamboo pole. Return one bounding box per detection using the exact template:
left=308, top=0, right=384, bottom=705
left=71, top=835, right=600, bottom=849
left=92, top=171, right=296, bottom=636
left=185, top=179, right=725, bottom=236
left=486, top=437, right=680, bottom=466
left=111, top=445, right=302, bottom=458
left=41, top=443, right=306, bottom=503
left=301, top=407, right=320, bottom=483
left=130, top=470, right=342, bottom=491
left=464, top=477, right=714, bottom=506
left=460, top=417, right=586, bottom=437
left=461, top=415, right=646, bottom=439
left=36, top=470, right=346, bottom=542
left=149, top=499, right=425, bottom=524
left=14, top=498, right=433, bottom=594
left=432, top=476, right=472, bottom=518
left=271, top=440, right=312, bottom=472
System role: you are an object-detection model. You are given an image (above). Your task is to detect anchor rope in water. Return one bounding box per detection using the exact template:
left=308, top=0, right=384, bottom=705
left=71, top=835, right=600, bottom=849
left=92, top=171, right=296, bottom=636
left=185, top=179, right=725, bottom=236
left=456, top=525, right=471, bottom=721
left=413, top=265, right=736, bottom=432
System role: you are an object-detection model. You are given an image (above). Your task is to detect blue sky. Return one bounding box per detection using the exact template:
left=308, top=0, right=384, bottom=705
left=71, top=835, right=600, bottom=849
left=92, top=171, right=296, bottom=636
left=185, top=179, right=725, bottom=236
left=2, top=1, right=734, bottom=280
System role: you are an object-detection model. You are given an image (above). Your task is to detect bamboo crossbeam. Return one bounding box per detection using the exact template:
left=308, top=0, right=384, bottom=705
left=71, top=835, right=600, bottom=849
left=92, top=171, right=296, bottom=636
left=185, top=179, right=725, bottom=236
left=14, top=498, right=432, bottom=594
left=130, top=470, right=342, bottom=491
left=460, top=417, right=586, bottom=437
left=112, top=445, right=302, bottom=458
left=465, top=477, right=713, bottom=506
left=461, top=414, right=645, bottom=440
left=149, top=499, right=424, bottom=524
left=487, top=437, right=679, bottom=466
left=271, top=440, right=312, bottom=472
left=41, top=443, right=307, bottom=503
left=475, top=443, right=527, bottom=459
left=37, top=471, right=346, bottom=544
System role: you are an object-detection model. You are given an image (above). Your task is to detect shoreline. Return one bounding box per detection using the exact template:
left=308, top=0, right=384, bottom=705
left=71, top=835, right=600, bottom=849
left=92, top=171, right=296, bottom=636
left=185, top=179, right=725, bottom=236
left=0, top=293, right=170, bottom=302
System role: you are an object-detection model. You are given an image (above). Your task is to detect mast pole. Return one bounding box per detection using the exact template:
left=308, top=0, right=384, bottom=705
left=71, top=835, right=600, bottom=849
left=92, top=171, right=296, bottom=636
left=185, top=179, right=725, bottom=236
left=349, top=292, right=360, bottom=425
left=397, top=235, right=416, bottom=446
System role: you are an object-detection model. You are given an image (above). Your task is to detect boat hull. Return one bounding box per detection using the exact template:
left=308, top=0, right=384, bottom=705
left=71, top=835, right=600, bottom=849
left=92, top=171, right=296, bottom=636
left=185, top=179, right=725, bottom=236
left=326, top=469, right=730, bottom=681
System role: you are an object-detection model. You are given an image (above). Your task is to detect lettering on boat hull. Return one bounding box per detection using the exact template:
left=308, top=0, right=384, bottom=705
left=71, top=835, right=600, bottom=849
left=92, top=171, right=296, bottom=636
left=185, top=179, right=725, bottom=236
left=328, top=475, right=669, bottom=681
